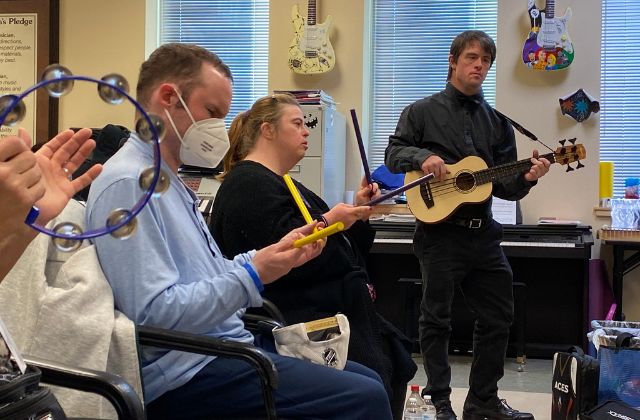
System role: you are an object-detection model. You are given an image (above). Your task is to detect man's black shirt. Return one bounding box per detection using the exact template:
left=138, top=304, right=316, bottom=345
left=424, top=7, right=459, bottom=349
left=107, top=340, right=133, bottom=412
left=385, top=82, right=534, bottom=219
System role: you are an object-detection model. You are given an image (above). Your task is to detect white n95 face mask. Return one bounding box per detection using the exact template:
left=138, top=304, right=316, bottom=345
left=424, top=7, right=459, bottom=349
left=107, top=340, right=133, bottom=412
left=163, top=90, right=230, bottom=168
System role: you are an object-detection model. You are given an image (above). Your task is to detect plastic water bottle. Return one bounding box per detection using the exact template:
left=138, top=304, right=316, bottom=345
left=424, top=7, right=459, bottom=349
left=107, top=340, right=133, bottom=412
left=404, top=385, right=425, bottom=420
left=421, top=395, right=437, bottom=420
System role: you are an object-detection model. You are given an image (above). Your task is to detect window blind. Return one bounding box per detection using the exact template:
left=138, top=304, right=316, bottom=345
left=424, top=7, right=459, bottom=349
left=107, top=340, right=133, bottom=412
left=369, top=0, right=498, bottom=170
left=600, top=0, right=640, bottom=197
left=159, top=0, right=269, bottom=125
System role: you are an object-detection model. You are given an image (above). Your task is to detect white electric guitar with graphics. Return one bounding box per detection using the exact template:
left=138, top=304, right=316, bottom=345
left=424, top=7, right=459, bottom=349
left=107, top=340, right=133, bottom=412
left=537, top=0, right=573, bottom=52
left=288, top=0, right=335, bottom=75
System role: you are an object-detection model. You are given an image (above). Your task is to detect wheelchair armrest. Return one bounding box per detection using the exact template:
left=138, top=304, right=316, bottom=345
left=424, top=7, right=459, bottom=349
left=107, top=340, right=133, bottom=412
left=260, top=298, right=286, bottom=325
left=136, top=325, right=278, bottom=419
left=243, top=298, right=287, bottom=337
left=136, top=325, right=277, bottom=390
left=23, top=355, right=145, bottom=420
left=242, top=313, right=285, bottom=337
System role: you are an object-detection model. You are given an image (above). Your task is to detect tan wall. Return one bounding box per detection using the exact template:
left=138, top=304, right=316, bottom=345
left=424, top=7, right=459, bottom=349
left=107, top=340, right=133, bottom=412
left=497, top=0, right=639, bottom=320
left=497, top=0, right=600, bottom=227
left=269, top=0, right=366, bottom=192
left=58, top=0, right=146, bottom=131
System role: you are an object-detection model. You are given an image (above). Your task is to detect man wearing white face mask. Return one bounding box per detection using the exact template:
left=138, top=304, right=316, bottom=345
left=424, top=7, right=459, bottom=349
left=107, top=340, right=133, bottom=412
left=163, top=87, right=230, bottom=169
left=86, top=43, right=392, bottom=419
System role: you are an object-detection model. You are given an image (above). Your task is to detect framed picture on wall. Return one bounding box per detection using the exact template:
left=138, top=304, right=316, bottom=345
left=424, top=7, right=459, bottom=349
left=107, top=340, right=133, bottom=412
left=0, top=0, right=59, bottom=145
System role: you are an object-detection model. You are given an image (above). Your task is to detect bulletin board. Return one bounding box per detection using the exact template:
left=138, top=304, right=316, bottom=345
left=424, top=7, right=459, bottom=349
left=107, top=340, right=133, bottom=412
left=0, top=0, right=59, bottom=144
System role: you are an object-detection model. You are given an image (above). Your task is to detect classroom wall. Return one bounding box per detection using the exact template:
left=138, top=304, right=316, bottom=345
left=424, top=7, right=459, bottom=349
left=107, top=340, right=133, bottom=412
left=57, top=0, right=639, bottom=320
left=58, top=0, right=145, bottom=131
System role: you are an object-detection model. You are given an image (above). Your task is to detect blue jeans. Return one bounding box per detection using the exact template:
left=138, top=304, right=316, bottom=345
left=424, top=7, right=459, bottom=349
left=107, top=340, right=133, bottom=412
left=146, top=339, right=392, bottom=419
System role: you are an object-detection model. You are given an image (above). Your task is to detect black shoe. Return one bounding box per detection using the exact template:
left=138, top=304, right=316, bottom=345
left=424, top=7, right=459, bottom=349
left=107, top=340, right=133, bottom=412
left=462, top=398, right=534, bottom=420
left=433, top=398, right=458, bottom=420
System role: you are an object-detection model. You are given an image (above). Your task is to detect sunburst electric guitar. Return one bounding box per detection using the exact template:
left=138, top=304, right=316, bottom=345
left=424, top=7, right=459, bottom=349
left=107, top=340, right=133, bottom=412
left=522, top=0, right=574, bottom=70
left=288, top=0, right=335, bottom=75
left=405, top=141, right=586, bottom=224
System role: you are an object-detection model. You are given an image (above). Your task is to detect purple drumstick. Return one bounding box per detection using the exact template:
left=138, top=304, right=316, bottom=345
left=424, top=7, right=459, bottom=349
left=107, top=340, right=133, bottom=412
left=350, top=109, right=372, bottom=186
left=363, top=172, right=435, bottom=207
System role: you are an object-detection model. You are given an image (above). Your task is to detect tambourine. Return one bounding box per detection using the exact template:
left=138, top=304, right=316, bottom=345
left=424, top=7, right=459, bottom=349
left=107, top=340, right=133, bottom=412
left=0, top=64, right=169, bottom=252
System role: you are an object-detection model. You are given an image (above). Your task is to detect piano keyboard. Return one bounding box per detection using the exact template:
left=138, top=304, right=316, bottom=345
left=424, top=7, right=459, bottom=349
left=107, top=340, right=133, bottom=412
left=375, top=238, right=576, bottom=248
left=499, top=241, right=576, bottom=248
left=373, top=238, right=576, bottom=247
left=375, top=238, right=413, bottom=244
left=198, top=199, right=213, bottom=215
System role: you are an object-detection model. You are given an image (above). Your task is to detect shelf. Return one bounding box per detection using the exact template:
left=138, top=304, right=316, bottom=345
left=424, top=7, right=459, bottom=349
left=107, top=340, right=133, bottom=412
left=593, top=206, right=612, bottom=218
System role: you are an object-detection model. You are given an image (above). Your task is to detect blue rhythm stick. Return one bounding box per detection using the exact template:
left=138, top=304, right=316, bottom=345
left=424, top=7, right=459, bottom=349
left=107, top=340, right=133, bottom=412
left=363, top=173, right=435, bottom=207
left=350, top=109, right=372, bottom=186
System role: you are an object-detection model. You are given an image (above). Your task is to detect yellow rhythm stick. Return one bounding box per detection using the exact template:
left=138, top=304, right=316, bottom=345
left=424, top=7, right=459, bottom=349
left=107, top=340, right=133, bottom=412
left=283, top=173, right=314, bottom=224
left=293, top=222, right=344, bottom=248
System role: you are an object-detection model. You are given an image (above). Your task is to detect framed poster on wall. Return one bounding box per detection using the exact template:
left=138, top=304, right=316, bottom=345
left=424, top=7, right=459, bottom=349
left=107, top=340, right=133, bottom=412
left=0, top=0, right=59, bottom=145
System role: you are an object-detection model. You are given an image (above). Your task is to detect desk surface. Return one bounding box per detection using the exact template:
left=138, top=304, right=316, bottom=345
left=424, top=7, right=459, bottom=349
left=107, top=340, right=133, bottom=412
left=599, top=228, right=640, bottom=244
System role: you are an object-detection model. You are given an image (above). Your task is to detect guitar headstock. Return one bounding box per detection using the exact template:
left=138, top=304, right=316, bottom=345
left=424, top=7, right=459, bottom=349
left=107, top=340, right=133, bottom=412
left=551, top=138, right=586, bottom=172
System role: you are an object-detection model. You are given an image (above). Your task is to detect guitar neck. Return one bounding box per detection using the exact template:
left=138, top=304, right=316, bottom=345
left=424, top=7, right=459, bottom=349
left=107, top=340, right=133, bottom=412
left=474, top=152, right=555, bottom=185
left=308, top=0, right=317, bottom=25
left=545, top=0, right=555, bottom=18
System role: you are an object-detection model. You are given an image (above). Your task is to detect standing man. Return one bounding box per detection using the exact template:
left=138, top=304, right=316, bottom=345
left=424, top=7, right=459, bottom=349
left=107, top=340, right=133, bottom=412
left=87, top=43, right=392, bottom=419
left=385, top=31, right=550, bottom=420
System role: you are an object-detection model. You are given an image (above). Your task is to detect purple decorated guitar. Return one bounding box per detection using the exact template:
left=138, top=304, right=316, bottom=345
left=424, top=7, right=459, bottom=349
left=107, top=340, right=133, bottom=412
left=522, top=0, right=574, bottom=71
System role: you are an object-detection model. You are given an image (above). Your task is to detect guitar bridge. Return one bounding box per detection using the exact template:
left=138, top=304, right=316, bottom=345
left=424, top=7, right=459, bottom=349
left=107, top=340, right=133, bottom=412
left=420, top=182, right=434, bottom=209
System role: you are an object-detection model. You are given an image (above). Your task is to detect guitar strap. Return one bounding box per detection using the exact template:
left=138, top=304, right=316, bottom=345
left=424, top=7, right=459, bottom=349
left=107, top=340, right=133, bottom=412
left=492, top=108, right=538, bottom=141
left=492, top=108, right=555, bottom=153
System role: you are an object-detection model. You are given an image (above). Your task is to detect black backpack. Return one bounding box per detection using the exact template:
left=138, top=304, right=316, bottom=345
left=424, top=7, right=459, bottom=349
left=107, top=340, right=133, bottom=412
left=0, top=366, right=67, bottom=420
left=551, top=346, right=600, bottom=420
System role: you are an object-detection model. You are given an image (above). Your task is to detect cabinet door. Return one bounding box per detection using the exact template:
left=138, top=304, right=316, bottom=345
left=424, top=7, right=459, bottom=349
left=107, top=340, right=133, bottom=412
left=289, top=156, right=323, bottom=195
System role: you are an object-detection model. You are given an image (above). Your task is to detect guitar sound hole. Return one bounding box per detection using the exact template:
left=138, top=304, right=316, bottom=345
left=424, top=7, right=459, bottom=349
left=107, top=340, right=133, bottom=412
left=455, top=172, right=476, bottom=192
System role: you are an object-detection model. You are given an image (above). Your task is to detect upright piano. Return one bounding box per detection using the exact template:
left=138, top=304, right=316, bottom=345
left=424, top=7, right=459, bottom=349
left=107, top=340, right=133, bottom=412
left=367, top=221, right=594, bottom=358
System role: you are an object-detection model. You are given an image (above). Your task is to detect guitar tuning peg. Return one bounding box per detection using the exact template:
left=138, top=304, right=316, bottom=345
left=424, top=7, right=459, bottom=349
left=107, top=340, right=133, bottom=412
left=569, top=138, right=576, bottom=145
left=576, top=161, right=584, bottom=169
left=559, top=139, right=566, bottom=146
left=566, top=165, right=574, bottom=172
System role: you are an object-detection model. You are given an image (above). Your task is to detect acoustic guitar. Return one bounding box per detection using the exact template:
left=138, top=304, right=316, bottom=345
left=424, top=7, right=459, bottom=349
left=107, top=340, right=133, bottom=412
left=522, top=0, right=574, bottom=70
left=288, top=0, right=335, bottom=75
left=404, top=141, right=586, bottom=224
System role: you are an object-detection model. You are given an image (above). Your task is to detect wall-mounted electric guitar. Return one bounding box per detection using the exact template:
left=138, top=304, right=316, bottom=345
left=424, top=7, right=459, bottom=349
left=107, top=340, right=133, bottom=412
left=405, top=141, right=586, bottom=224
left=288, top=0, right=335, bottom=75
left=522, top=0, right=574, bottom=71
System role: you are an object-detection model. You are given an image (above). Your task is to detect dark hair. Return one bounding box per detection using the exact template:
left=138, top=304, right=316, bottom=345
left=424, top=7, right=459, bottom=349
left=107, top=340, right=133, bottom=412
left=447, top=30, right=496, bottom=81
left=220, top=93, right=301, bottom=180
left=136, top=43, right=232, bottom=107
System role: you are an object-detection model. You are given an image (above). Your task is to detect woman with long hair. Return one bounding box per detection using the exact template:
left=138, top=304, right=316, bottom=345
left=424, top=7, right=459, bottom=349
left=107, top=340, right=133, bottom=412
left=210, top=94, right=416, bottom=419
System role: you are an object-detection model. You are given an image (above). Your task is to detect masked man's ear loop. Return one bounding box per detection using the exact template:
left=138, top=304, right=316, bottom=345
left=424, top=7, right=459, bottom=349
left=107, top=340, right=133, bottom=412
left=164, top=87, right=203, bottom=150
